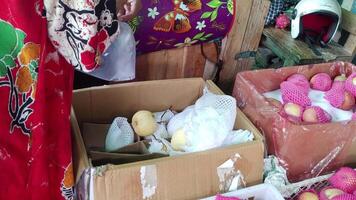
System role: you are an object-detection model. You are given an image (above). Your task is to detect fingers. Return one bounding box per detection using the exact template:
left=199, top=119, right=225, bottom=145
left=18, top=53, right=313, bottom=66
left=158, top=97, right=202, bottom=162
left=117, top=8, right=125, bottom=20
left=119, top=0, right=141, bottom=21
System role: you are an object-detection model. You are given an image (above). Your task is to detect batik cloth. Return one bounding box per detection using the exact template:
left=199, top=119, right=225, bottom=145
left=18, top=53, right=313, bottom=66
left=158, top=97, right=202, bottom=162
left=0, top=0, right=118, bottom=199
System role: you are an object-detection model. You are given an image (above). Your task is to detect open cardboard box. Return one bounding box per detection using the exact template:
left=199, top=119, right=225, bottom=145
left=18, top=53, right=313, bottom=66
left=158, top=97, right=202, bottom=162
left=71, top=78, right=265, bottom=200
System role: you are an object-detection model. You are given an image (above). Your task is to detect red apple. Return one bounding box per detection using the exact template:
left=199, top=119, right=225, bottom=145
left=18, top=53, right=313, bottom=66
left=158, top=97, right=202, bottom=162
left=331, top=193, right=356, bottom=200
left=334, top=74, right=347, bottom=82
left=319, top=187, right=344, bottom=200
left=310, top=73, right=332, bottom=91
left=284, top=103, right=303, bottom=118
left=302, top=106, right=332, bottom=124
left=287, top=74, right=310, bottom=94
left=340, top=91, right=355, bottom=110
left=281, top=103, right=304, bottom=123
left=345, top=73, right=356, bottom=97
left=298, top=191, right=319, bottom=200
left=303, top=108, right=319, bottom=123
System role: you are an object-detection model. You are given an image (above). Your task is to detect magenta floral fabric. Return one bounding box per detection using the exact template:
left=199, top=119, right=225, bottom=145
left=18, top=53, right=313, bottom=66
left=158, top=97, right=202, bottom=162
left=129, top=0, right=235, bottom=54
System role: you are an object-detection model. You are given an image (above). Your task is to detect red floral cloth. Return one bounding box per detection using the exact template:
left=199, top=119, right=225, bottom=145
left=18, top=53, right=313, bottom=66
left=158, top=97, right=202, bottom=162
left=0, top=0, right=74, bottom=199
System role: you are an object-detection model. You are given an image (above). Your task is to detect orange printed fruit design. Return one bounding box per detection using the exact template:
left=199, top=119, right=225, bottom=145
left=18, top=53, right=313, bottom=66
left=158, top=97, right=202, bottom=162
left=63, top=163, right=74, bottom=188
left=15, top=67, right=33, bottom=93
left=18, top=42, right=40, bottom=66
left=31, top=82, right=37, bottom=99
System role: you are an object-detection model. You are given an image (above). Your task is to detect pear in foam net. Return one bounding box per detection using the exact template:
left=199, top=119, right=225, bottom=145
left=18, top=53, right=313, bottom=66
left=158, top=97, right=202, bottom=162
left=132, top=110, right=158, bottom=137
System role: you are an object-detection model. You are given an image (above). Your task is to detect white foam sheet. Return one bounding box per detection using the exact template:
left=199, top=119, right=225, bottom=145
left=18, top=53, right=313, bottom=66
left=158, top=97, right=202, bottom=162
left=263, top=89, right=353, bottom=122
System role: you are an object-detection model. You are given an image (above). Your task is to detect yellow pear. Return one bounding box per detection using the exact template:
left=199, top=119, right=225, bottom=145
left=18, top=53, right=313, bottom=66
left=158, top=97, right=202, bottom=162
left=171, top=129, right=187, bottom=151
left=132, top=110, right=157, bottom=136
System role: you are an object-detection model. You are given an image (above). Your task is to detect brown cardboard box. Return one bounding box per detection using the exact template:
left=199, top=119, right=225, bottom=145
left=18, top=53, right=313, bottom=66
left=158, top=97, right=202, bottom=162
left=71, top=78, right=265, bottom=200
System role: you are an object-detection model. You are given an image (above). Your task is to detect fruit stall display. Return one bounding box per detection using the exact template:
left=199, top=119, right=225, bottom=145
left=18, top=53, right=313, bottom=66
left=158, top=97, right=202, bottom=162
left=233, top=62, right=356, bottom=182
left=286, top=167, right=356, bottom=200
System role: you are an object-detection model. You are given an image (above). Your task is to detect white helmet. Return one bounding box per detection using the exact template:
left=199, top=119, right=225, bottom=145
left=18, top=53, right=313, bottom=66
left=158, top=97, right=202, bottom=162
left=291, top=0, right=342, bottom=45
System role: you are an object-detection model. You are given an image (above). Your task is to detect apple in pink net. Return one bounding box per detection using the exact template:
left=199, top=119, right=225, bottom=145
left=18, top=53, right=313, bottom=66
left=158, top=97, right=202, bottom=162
left=325, top=89, right=355, bottom=111
left=282, top=103, right=303, bottom=122
left=287, top=74, right=310, bottom=94
left=310, top=73, right=332, bottom=91
left=302, top=106, right=331, bottom=124
left=334, top=74, right=347, bottom=82
left=345, top=73, right=356, bottom=97
left=319, top=187, right=344, bottom=200
left=329, top=167, right=356, bottom=194
left=331, top=193, right=356, bottom=200
left=298, top=191, right=319, bottom=200
left=215, top=194, right=241, bottom=200
left=341, top=91, right=355, bottom=110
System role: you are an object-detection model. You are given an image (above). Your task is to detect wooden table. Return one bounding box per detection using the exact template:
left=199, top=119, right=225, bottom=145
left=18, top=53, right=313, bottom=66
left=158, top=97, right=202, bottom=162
left=262, top=27, right=353, bottom=67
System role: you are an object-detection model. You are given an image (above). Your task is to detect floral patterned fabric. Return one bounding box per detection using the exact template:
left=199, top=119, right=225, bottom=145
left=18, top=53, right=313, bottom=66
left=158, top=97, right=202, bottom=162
left=45, top=0, right=119, bottom=72
left=129, top=0, right=235, bottom=54
left=0, top=0, right=116, bottom=199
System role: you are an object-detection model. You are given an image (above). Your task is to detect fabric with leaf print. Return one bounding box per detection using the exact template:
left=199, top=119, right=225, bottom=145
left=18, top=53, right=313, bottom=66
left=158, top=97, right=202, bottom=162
left=0, top=0, right=75, bottom=199
left=129, top=0, right=235, bottom=54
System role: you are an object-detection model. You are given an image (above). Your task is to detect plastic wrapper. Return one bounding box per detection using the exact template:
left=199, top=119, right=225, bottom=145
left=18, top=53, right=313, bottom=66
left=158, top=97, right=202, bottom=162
left=87, top=22, right=136, bottom=81
left=167, top=91, right=237, bottom=153
left=233, top=61, right=356, bottom=182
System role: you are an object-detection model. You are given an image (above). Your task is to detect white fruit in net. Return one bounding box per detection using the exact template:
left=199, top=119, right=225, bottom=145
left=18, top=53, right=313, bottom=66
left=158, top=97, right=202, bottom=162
left=171, top=129, right=187, bottom=151
left=105, top=117, right=134, bottom=152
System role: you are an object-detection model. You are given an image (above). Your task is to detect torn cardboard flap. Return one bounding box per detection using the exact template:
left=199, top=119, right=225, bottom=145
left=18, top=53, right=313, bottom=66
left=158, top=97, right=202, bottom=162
left=217, top=153, right=247, bottom=193
left=140, top=165, right=158, bottom=200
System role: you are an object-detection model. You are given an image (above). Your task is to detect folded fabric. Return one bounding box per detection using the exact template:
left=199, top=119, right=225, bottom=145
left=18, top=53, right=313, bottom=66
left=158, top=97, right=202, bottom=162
left=130, top=0, right=235, bottom=54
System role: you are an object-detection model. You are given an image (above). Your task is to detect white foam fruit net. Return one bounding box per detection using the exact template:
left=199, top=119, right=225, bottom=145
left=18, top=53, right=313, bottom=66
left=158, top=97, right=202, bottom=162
left=105, top=117, right=134, bottom=152
left=167, top=91, right=237, bottom=152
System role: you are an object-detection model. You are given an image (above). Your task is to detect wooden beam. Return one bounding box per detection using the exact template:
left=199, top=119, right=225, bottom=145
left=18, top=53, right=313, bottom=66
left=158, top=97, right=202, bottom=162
left=344, top=34, right=356, bottom=55
left=341, top=8, right=356, bottom=35
left=236, top=0, right=270, bottom=71
left=219, top=0, right=270, bottom=93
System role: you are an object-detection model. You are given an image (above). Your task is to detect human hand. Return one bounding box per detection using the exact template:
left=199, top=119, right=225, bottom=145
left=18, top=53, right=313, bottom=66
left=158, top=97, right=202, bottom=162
left=117, top=0, right=142, bottom=21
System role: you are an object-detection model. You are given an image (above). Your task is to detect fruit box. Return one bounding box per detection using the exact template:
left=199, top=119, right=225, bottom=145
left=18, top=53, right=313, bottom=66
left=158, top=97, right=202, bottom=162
left=71, top=78, right=265, bottom=200
left=233, top=62, right=356, bottom=183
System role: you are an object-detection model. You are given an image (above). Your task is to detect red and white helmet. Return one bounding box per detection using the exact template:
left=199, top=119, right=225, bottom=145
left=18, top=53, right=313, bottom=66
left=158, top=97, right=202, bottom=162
left=291, top=0, right=342, bottom=44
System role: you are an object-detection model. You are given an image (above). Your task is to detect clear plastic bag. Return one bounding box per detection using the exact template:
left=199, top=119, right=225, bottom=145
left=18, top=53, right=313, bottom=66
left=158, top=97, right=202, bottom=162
left=87, top=22, right=136, bottom=81
left=233, top=61, right=356, bottom=182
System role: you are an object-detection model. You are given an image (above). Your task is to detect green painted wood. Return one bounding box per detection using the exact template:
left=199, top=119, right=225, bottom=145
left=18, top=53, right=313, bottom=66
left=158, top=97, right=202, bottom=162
left=262, top=28, right=353, bottom=67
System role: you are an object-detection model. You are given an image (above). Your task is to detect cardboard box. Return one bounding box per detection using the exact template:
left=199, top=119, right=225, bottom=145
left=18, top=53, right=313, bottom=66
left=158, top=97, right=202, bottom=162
left=71, top=78, right=265, bottom=200
left=233, top=62, right=356, bottom=182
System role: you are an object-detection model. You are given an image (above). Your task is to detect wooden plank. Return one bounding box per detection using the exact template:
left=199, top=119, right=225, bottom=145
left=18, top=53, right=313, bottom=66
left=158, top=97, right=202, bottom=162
left=136, top=43, right=216, bottom=81
left=263, top=28, right=321, bottom=63
left=235, top=0, right=270, bottom=71
left=136, top=50, right=169, bottom=80
left=315, top=41, right=353, bottom=62
left=344, top=34, right=356, bottom=55
left=341, top=8, right=356, bottom=34
left=219, top=0, right=253, bottom=91
left=262, top=28, right=352, bottom=66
